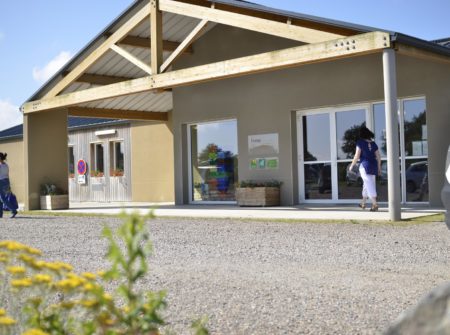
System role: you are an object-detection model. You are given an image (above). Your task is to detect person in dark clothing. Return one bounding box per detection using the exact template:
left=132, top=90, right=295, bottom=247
left=0, top=152, right=18, bottom=218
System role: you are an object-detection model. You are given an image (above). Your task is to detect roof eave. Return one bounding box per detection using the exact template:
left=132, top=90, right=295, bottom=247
left=392, top=33, right=450, bottom=58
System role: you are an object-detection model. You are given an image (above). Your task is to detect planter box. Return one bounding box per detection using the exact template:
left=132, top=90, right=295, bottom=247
left=40, top=195, right=69, bottom=210
left=236, top=187, right=280, bottom=207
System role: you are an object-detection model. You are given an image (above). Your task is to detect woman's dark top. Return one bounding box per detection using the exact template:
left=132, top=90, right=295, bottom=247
left=356, top=139, right=378, bottom=175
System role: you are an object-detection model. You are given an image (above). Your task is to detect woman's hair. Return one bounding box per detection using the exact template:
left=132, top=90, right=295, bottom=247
left=0, top=152, right=7, bottom=161
left=359, top=126, right=375, bottom=140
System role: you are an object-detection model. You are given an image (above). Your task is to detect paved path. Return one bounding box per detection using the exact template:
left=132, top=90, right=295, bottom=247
left=1, top=215, right=449, bottom=334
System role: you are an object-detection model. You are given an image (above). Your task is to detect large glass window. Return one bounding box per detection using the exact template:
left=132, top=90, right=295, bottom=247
left=190, top=120, right=238, bottom=202
left=110, top=141, right=124, bottom=177
left=298, top=97, right=428, bottom=204
left=403, top=99, right=428, bottom=202
left=90, top=143, right=104, bottom=177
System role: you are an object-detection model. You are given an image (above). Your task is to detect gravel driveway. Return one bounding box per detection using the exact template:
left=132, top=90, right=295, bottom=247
left=1, top=214, right=449, bottom=334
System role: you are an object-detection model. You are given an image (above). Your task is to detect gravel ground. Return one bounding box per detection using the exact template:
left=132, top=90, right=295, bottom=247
left=1, top=214, right=450, bottom=334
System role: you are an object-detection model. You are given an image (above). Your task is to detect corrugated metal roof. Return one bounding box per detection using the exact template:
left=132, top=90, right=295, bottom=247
left=0, top=118, right=128, bottom=141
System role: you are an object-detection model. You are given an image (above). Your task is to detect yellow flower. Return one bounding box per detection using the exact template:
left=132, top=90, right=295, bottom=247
left=24, top=247, right=42, bottom=256
left=22, top=329, right=50, bottom=335
left=33, top=274, right=52, bottom=284
left=83, top=283, right=95, bottom=292
left=0, top=316, right=16, bottom=325
left=0, top=308, right=5, bottom=316
left=6, top=266, right=26, bottom=275
left=55, top=277, right=84, bottom=291
left=81, top=272, right=97, bottom=280
left=11, top=278, right=33, bottom=288
left=0, top=240, right=27, bottom=252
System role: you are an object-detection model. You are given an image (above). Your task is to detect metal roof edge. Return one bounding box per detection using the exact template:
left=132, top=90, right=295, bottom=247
left=392, top=33, right=450, bottom=58
left=208, top=0, right=387, bottom=34
left=0, top=119, right=130, bottom=142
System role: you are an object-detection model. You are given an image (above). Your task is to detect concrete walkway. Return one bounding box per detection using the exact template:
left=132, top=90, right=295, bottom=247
left=51, top=202, right=444, bottom=221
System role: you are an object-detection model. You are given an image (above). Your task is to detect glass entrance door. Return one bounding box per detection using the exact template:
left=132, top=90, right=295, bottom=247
left=298, top=106, right=368, bottom=202
left=189, top=119, right=238, bottom=203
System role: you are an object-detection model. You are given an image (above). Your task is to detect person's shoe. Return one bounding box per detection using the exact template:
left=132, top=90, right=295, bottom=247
left=358, top=203, right=366, bottom=210
left=369, top=204, right=379, bottom=212
left=10, top=210, right=17, bottom=218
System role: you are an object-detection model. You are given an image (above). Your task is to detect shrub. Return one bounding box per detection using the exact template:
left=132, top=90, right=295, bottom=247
left=0, top=212, right=208, bottom=335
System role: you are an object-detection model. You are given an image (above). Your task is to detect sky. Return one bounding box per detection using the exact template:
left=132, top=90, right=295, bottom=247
left=0, top=0, right=449, bottom=132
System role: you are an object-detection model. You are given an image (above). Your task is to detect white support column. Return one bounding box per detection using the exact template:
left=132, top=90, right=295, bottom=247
left=383, top=48, right=401, bottom=221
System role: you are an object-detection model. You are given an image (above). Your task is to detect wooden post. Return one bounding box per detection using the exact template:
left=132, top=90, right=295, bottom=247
left=150, top=0, right=163, bottom=74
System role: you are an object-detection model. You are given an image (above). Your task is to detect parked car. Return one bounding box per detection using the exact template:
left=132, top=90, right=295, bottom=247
left=405, top=161, right=428, bottom=193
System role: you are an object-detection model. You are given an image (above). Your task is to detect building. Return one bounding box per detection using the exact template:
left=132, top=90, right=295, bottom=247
left=13, top=0, right=450, bottom=220
left=0, top=117, right=174, bottom=205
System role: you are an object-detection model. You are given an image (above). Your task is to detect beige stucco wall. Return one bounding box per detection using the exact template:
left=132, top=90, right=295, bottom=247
left=0, top=139, right=25, bottom=205
left=130, top=117, right=174, bottom=202
left=24, top=110, right=68, bottom=210
left=172, top=25, right=450, bottom=206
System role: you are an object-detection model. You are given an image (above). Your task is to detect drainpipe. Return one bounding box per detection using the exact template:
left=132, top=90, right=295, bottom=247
left=383, top=48, right=401, bottom=221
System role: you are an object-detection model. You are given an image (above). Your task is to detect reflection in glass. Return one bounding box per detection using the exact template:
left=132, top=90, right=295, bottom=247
left=405, top=159, right=428, bottom=202
left=373, top=103, right=387, bottom=157
left=110, top=141, right=124, bottom=177
left=302, top=114, right=330, bottom=161
left=337, top=162, right=362, bottom=199
left=403, top=99, right=427, bottom=157
left=304, top=163, right=332, bottom=200
left=190, top=120, right=238, bottom=202
left=338, top=161, right=388, bottom=201
left=68, top=147, right=75, bottom=178
left=336, top=109, right=366, bottom=160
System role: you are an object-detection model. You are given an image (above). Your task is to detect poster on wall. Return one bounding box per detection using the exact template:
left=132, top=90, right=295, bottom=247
left=249, top=157, right=279, bottom=170
left=248, top=133, right=279, bottom=156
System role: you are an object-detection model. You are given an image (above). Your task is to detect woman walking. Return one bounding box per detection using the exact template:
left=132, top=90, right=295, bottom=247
left=0, top=152, right=18, bottom=218
left=348, top=126, right=382, bottom=211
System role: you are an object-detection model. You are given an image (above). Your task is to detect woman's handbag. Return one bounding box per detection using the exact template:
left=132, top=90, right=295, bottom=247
left=2, top=191, right=18, bottom=211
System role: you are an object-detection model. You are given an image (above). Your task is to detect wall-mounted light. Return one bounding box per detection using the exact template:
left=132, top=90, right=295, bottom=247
left=95, top=129, right=116, bottom=136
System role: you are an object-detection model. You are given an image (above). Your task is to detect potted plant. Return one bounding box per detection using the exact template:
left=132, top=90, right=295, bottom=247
left=40, top=183, right=69, bottom=210
left=235, top=180, right=282, bottom=207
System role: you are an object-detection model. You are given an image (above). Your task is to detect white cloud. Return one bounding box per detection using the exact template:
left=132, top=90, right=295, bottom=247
left=0, top=100, right=22, bottom=131
left=32, top=51, right=72, bottom=83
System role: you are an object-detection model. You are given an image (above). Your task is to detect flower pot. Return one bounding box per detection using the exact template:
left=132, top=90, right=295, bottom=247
left=40, top=195, right=69, bottom=210
left=236, top=187, right=280, bottom=207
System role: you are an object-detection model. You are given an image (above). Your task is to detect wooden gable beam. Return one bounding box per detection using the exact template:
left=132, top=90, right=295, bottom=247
left=22, top=32, right=390, bottom=114
left=110, top=44, right=153, bottom=74
left=72, top=73, right=134, bottom=85
left=68, top=107, right=168, bottom=121
left=160, top=18, right=208, bottom=73
left=159, top=0, right=343, bottom=44
left=150, top=0, right=163, bottom=74
left=43, top=3, right=151, bottom=99
left=108, top=34, right=193, bottom=54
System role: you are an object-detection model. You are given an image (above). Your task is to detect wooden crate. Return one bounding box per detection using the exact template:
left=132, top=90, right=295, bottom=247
left=40, top=195, right=69, bottom=210
left=236, top=187, right=280, bottom=207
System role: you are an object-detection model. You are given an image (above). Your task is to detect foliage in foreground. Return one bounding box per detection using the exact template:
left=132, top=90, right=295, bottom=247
left=0, top=212, right=208, bottom=335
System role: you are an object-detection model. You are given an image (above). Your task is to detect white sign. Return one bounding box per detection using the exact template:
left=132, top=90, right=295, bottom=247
left=77, top=174, right=86, bottom=185
left=248, top=133, right=279, bottom=157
